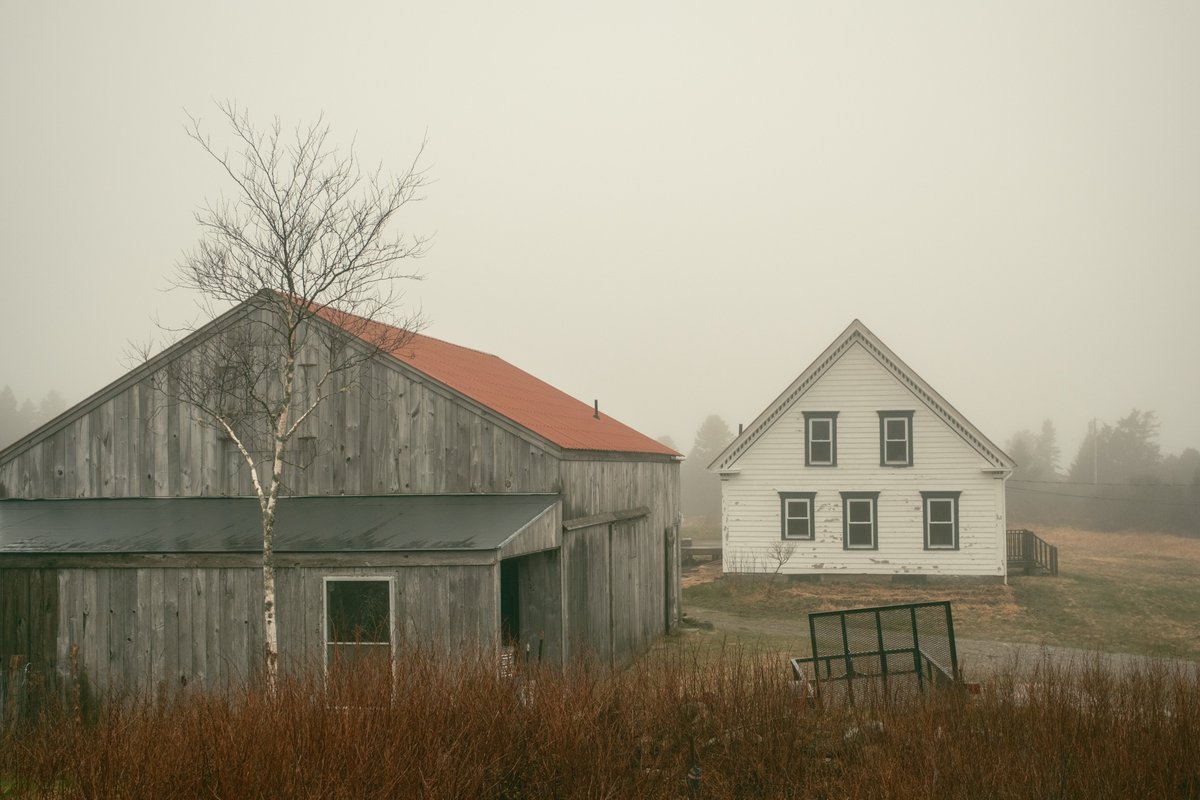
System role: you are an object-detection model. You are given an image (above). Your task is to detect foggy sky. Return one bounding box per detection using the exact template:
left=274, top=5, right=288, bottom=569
left=2, top=1, right=1198, bottom=463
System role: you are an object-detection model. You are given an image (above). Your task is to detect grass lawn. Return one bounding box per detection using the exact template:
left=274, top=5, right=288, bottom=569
left=682, top=526, right=1200, bottom=660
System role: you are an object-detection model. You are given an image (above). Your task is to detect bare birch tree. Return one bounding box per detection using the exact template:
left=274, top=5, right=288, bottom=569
left=156, top=102, right=427, bottom=686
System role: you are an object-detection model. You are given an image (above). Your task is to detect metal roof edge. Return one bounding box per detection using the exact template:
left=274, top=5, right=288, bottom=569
left=495, top=498, right=562, bottom=553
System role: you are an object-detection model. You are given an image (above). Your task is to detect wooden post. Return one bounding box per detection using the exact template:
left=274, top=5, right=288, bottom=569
left=840, top=613, right=855, bottom=706
left=5, top=655, right=24, bottom=731
left=910, top=607, right=924, bottom=692
left=607, top=523, right=615, bottom=669
left=69, top=643, right=82, bottom=725
left=874, top=610, right=889, bottom=697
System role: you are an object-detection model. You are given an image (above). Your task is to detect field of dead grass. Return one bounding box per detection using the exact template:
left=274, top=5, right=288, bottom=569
left=3, top=526, right=1197, bottom=797
left=683, top=526, right=1200, bottom=660
left=3, top=646, right=1198, bottom=799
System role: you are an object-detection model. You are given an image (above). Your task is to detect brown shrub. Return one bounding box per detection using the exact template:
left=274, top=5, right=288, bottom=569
left=2, top=644, right=1197, bottom=799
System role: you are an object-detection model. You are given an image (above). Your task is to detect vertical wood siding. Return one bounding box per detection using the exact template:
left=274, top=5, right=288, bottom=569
left=722, top=342, right=1006, bottom=577
left=505, top=550, right=564, bottom=667
left=0, top=568, right=58, bottom=673
left=52, top=563, right=499, bottom=693
left=558, top=459, right=681, bottom=665
left=0, top=356, right=560, bottom=500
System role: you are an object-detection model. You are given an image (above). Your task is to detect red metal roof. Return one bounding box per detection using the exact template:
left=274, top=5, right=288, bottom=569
left=317, top=307, right=678, bottom=457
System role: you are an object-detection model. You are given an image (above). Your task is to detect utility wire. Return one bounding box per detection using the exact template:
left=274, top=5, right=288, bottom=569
left=1009, top=477, right=1199, bottom=488
left=1007, top=485, right=1200, bottom=507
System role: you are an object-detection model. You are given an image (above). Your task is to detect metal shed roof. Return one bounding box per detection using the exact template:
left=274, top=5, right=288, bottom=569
left=0, top=494, right=559, bottom=554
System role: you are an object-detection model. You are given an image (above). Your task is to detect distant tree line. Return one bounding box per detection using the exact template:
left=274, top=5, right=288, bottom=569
left=670, top=415, right=734, bottom=533
left=1007, top=410, right=1200, bottom=535
left=0, top=386, right=67, bottom=450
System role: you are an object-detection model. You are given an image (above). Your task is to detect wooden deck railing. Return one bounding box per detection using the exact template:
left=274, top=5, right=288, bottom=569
left=1006, top=528, right=1059, bottom=576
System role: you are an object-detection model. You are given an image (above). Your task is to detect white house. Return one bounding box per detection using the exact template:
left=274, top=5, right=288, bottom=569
left=709, top=320, right=1014, bottom=579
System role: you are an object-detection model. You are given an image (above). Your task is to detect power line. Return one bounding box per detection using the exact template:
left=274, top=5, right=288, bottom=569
left=1007, top=485, right=1200, bottom=508
left=1009, top=477, right=1199, bottom=489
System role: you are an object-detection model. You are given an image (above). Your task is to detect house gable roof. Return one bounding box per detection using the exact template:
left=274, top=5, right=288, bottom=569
left=709, top=320, right=1014, bottom=471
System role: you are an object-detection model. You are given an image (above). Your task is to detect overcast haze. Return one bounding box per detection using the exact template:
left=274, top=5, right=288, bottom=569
left=2, top=1, right=1198, bottom=461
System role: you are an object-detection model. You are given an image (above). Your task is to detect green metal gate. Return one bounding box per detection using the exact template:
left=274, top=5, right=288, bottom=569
left=790, top=601, right=959, bottom=701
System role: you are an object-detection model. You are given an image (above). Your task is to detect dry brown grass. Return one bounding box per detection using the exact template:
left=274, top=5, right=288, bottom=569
left=684, top=526, right=1200, bottom=659
left=3, top=645, right=1198, bottom=799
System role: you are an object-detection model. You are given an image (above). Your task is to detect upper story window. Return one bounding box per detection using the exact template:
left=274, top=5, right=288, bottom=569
left=802, top=411, right=838, bottom=466
left=878, top=411, right=915, bottom=467
left=840, top=491, right=879, bottom=550
left=921, top=491, right=960, bottom=550
left=779, top=491, right=817, bottom=540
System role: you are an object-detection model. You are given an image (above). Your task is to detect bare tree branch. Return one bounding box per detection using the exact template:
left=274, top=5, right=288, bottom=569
left=139, top=103, right=429, bottom=688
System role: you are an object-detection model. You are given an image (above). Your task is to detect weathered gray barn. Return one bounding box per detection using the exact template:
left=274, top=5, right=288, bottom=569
left=0, top=300, right=681, bottom=692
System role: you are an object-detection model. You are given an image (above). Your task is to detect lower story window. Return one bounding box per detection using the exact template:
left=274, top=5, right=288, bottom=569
left=779, top=491, right=817, bottom=540
left=840, top=492, right=879, bottom=550
left=922, top=491, right=961, bottom=550
left=325, top=578, right=393, bottom=672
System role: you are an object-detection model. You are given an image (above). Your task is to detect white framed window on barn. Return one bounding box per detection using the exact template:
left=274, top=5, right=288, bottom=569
left=921, top=491, right=961, bottom=550
left=324, top=576, right=395, bottom=674
left=840, top=491, right=879, bottom=550
left=779, top=491, right=817, bottom=540
left=878, top=411, right=914, bottom=467
left=802, top=411, right=838, bottom=466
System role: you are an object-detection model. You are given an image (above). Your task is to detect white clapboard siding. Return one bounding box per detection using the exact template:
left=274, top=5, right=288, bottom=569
left=722, top=341, right=1006, bottom=577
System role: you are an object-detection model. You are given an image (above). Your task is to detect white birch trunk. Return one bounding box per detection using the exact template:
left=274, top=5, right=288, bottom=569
left=262, top=511, right=279, bottom=689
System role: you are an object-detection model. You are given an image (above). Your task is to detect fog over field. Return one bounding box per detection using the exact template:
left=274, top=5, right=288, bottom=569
left=2, top=2, right=1198, bottom=459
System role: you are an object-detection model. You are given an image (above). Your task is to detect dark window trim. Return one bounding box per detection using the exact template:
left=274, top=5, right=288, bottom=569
left=921, top=491, right=961, bottom=550
left=802, top=411, right=839, bottom=467
left=840, top=491, right=880, bottom=551
left=779, top=491, right=817, bottom=540
left=877, top=410, right=915, bottom=467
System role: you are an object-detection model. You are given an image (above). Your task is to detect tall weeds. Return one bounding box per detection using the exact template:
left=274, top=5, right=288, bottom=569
left=2, top=643, right=1197, bottom=798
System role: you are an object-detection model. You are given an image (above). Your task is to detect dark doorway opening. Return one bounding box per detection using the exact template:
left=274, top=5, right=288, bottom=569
left=500, top=557, right=520, bottom=645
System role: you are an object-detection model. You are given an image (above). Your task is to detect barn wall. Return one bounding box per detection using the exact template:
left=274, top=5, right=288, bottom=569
left=54, top=566, right=263, bottom=694
left=0, top=341, right=560, bottom=500
left=49, top=561, right=499, bottom=694
left=0, top=568, right=58, bottom=674
left=503, top=550, right=563, bottom=667
left=562, top=521, right=610, bottom=664
left=558, top=459, right=681, bottom=665
left=278, top=563, right=499, bottom=669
